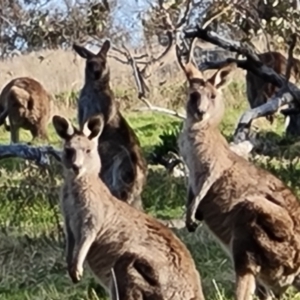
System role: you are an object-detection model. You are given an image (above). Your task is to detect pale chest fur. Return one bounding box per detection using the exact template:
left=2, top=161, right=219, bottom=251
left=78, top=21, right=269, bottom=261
left=178, top=124, right=223, bottom=195
left=178, top=130, right=199, bottom=193
left=60, top=178, right=105, bottom=236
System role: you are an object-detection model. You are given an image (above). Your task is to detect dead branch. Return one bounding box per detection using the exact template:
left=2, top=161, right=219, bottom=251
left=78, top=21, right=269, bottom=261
left=202, top=3, right=232, bottom=29
left=285, top=33, right=297, bottom=85
left=138, top=0, right=193, bottom=76
left=185, top=26, right=261, bottom=61
left=133, top=105, right=186, bottom=119
left=116, top=41, right=186, bottom=119
left=233, top=89, right=294, bottom=143
left=111, top=268, right=119, bottom=300
left=186, top=27, right=300, bottom=92
left=0, top=144, right=61, bottom=166
left=108, top=0, right=195, bottom=120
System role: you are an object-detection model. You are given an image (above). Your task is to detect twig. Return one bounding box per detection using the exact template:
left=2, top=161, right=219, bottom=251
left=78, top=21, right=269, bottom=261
left=0, top=144, right=61, bottom=166
left=202, top=4, right=232, bottom=29
left=285, top=33, right=297, bottom=86
left=133, top=102, right=186, bottom=119
left=120, top=43, right=186, bottom=119
left=111, top=268, right=119, bottom=300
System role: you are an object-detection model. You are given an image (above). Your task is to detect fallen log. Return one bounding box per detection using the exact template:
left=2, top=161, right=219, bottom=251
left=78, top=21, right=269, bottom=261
left=0, top=144, right=61, bottom=166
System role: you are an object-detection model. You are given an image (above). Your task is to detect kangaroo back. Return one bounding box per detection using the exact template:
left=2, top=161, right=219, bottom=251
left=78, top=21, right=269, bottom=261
left=0, top=77, right=51, bottom=143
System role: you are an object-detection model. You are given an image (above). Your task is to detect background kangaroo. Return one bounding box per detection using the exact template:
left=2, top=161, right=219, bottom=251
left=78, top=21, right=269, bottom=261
left=246, top=51, right=300, bottom=124
left=177, top=47, right=300, bottom=300
left=52, top=113, right=205, bottom=300
left=0, top=77, right=52, bottom=143
left=73, top=40, right=147, bottom=211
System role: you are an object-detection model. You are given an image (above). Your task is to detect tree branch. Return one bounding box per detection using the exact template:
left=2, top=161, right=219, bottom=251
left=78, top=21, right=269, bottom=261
left=133, top=105, right=186, bottom=119
left=185, top=26, right=261, bottom=61
left=184, top=26, right=300, bottom=142
left=186, top=27, right=300, bottom=92
left=233, top=88, right=294, bottom=143
left=119, top=44, right=186, bottom=119
left=0, top=144, right=61, bottom=166
left=285, top=33, right=297, bottom=85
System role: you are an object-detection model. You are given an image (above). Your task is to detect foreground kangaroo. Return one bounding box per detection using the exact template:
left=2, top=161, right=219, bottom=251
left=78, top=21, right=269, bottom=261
left=52, top=113, right=205, bottom=300
left=177, top=49, right=300, bottom=300
left=246, top=51, right=300, bottom=124
left=0, top=77, right=52, bottom=143
left=73, top=40, right=147, bottom=211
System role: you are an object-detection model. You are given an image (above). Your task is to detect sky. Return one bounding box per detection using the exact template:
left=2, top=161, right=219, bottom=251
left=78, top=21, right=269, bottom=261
left=18, top=0, right=210, bottom=51
left=111, top=0, right=151, bottom=45
left=29, top=0, right=152, bottom=46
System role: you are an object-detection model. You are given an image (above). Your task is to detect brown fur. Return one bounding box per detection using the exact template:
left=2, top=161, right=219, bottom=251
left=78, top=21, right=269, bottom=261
left=177, top=52, right=300, bottom=300
left=52, top=114, right=205, bottom=300
left=246, top=51, right=300, bottom=123
left=0, top=77, right=52, bottom=143
left=73, top=40, right=147, bottom=211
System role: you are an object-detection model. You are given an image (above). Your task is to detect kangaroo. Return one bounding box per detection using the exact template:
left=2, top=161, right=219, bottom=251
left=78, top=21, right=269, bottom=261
left=0, top=77, right=52, bottom=143
left=177, top=47, right=300, bottom=300
left=52, top=113, right=205, bottom=300
left=246, top=51, right=300, bottom=124
left=72, top=40, right=147, bottom=211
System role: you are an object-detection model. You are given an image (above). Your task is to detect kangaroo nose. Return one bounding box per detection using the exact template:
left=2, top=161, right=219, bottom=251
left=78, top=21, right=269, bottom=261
left=72, top=165, right=80, bottom=175
left=195, top=109, right=205, bottom=120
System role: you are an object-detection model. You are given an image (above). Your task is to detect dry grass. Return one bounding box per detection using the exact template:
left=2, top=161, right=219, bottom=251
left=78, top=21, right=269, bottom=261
left=0, top=49, right=133, bottom=95
left=0, top=47, right=246, bottom=104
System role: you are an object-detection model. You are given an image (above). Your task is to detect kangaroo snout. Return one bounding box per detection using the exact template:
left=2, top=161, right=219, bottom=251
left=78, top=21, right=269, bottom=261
left=72, top=164, right=81, bottom=175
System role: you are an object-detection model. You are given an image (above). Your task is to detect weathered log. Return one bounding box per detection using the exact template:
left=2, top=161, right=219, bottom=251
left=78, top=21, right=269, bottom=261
left=233, top=88, right=294, bottom=143
left=0, top=144, right=61, bottom=166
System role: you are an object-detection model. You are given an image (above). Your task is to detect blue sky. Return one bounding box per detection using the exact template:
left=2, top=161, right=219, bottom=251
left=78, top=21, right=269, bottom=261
left=111, top=0, right=150, bottom=45
left=20, top=0, right=209, bottom=49
left=28, top=0, right=151, bottom=46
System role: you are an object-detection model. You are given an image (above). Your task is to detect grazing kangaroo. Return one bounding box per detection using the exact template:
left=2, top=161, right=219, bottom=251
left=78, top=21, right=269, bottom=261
left=0, top=77, right=52, bottom=143
left=73, top=40, right=147, bottom=211
left=52, top=113, right=205, bottom=300
left=177, top=47, right=300, bottom=300
left=246, top=51, right=300, bottom=124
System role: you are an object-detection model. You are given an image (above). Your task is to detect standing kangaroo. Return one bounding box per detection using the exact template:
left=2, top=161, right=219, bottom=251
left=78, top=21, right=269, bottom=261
left=177, top=48, right=300, bottom=300
left=0, top=77, right=52, bottom=143
left=52, top=113, right=205, bottom=300
left=73, top=40, right=147, bottom=211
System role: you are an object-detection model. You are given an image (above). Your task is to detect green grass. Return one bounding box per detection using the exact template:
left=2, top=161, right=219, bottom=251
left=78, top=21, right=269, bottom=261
left=1, top=82, right=300, bottom=299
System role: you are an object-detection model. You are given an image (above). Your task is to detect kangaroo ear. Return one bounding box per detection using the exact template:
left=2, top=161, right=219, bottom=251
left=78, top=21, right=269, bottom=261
left=52, top=115, right=75, bottom=140
left=208, top=62, right=237, bottom=90
left=97, top=40, right=110, bottom=57
left=82, top=114, right=105, bottom=141
left=73, top=43, right=94, bottom=59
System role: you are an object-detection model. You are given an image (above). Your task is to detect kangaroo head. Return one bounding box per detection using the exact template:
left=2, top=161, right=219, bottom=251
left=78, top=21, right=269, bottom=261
left=73, top=40, right=110, bottom=82
left=176, top=46, right=236, bottom=125
left=52, top=114, right=104, bottom=177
